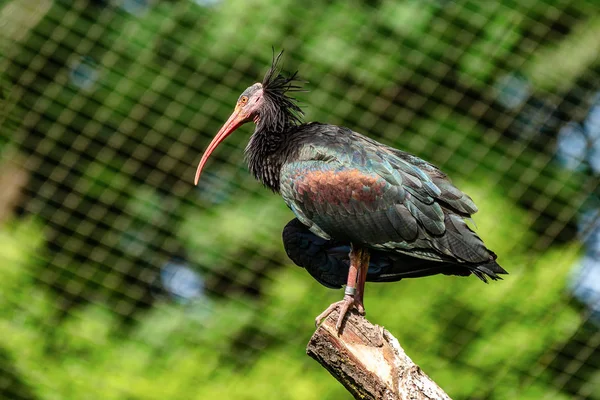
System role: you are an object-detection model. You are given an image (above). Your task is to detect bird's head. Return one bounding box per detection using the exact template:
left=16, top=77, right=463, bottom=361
left=194, top=51, right=304, bottom=185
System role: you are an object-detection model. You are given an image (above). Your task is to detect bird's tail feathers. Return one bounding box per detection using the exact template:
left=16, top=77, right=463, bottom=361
left=470, top=260, right=508, bottom=283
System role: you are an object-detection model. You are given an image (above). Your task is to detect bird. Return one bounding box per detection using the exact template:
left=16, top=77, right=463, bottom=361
left=194, top=51, right=507, bottom=331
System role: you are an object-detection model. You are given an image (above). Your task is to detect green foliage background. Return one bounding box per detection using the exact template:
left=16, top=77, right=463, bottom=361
left=0, top=1, right=598, bottom=399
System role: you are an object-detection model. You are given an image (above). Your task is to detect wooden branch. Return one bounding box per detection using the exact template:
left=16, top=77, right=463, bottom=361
left=306, top=309, right=451, bottom=400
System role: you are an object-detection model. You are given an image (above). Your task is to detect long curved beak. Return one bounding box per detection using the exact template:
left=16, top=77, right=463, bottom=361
left=194, top=106, right=247, bottom=185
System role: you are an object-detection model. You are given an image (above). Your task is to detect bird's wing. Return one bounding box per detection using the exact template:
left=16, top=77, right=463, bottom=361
left=280, top=126, right=494, bottom=265
left=282, top=218, right=506, bottom=288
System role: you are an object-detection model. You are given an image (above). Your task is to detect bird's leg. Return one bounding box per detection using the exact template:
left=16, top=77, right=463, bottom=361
left=314, top=258, right=358, bottom=330
left=315, top=244, right=367, bottom=332
left=354, top=248, right=370, bottom=315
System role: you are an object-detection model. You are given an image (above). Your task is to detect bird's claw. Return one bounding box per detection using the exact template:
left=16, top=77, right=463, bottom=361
left=356, top=301, right=365, bottom=316
left=314, top=294, right=365, bottom=333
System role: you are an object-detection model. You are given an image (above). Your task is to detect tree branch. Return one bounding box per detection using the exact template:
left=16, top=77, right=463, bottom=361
left=306, top=309, right=451, bottom=400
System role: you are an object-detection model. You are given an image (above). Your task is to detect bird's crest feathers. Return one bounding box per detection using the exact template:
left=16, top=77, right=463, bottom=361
left=259, top=50, right=305, bottom=129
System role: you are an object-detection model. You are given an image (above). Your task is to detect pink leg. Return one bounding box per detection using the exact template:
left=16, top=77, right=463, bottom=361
left=315, top=244, right=369, bottom=332
left=354, top=248, right=370, bottom=315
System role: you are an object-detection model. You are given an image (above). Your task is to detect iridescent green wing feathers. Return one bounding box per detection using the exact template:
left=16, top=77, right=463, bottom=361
left=280, top=123, right=496, bottom=266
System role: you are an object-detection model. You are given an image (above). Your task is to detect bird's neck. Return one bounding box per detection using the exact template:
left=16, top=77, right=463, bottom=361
left=245, top=126, right=296, bottom=192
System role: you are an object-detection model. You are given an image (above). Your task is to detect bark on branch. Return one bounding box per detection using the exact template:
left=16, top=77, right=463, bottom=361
left=306, top=309, right=451, bottom=400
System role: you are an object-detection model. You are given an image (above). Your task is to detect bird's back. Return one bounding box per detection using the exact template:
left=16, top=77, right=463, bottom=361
left=279, top=123, right=506, bottom=276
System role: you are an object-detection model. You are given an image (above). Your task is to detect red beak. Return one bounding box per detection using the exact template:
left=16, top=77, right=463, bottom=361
left=194, top=106, right=248, bottom=185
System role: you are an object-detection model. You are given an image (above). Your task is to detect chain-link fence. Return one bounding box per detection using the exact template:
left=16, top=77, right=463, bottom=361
left=1, top=0, right=599, bottom=399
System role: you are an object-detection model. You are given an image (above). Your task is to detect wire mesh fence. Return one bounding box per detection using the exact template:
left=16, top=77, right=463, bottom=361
left=0, top=0, right=599, bottom=399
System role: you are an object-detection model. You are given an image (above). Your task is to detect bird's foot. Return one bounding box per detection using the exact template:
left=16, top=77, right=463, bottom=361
left=355, top=299, right=365, bottom=316
left=314, top=294, right=366, bottom=333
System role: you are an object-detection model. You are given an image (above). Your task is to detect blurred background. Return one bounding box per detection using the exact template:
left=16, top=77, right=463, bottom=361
left=0, top=0, right=599, bottom=399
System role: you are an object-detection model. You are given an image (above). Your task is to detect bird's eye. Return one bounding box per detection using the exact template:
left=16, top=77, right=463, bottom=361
left=240, top=96, right=248, bottom=105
